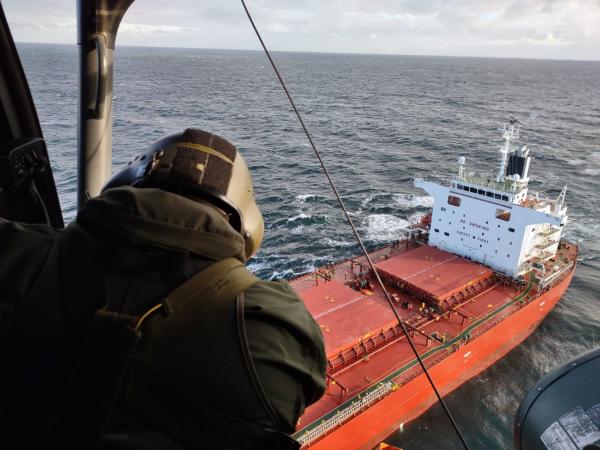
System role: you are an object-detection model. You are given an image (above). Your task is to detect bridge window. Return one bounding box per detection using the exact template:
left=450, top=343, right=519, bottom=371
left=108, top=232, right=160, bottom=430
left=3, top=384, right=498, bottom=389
left=478, top=189, right=485, bottom=195
left=486, top=191, right=494, bottom=197
left=494, top=193, right=501, bottom=199
left=470, top=187, right=477, bottom=193
left=463, top=186, right=470, bottom=191
left=457, top=184, right=463, bottom=189
left=495, top=209, right=511, bottom=221
left=501, top=195, right=509, bottom=201
left=448, top=195, right=461, bottom=207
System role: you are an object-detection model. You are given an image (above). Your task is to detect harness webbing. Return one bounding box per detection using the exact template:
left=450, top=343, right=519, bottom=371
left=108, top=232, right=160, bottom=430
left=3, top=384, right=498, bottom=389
left=57, top=257, right=258, bottom=448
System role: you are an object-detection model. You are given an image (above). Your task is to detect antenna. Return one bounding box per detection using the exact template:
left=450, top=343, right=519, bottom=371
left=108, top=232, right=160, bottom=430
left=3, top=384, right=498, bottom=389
left=556, top=185, right=567, bottom=209
left=496, top=118, right=520, bottom=183
left=458, top=156, right=466, bottom=180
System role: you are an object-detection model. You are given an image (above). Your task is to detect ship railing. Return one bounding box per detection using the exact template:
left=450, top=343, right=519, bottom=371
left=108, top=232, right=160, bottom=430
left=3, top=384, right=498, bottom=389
left=290, top=233, right=427, bottom=289
left=527, top=250, right=554, bottom=262
left=401, top=297, right=533, bottom=386
left=535, top=238, right=559, bottom=250
left=469, top=304, right=522, bottom=340
left=303, top=264, right=573, bottom=447
left=297, top=381, right=395, bottom=447
left=327, top=321, right=432, bottom=375
left=457, top=171, right=520, bottom=194
left=537, top=262, right=574, bottom=290
left=528, top=191, right=565, bottom=211
left=538, top=226, right=560, bottom=238
left=394, top=346, right=456, bottom=389
left=396, top=303, right=524, bottom=388
left=397, top=267, right=573, bottom=386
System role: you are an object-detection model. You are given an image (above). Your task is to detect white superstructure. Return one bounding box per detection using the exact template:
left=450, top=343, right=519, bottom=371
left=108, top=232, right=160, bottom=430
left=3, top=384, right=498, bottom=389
left=415, top=119, right=568, bottom=277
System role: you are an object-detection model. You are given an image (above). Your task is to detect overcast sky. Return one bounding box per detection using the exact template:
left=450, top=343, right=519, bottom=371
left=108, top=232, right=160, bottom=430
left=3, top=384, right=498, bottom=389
left=3, top=0, right=600, bottom=60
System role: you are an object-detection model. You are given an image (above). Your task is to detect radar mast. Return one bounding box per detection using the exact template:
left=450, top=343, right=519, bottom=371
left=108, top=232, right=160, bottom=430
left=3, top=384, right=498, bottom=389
left=496, top=117, right=520, bottom=183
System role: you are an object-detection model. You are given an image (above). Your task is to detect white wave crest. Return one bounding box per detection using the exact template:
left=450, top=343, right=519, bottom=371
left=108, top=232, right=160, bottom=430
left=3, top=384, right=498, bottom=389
left=363, top=214, right=410, bottom=242
left=583, top=168, right=600, bottom=176
left=320, top=237, right=354, bottom=248
left=287, top=213, right=329, bottom=226
left=295, top=193, right=321, bottom=203
left=408, top=211, right=427, bottom=224
left=360, top=193, right=386, bottom=208
left=246, top=260, right=269, bottom=273
left=268, top=269, right=297, bottom=280
left=287, top=213, right=311, bottom=223
left=392, top=193, right=434, bottom=208
left=290, top=224, right=305, bottom=234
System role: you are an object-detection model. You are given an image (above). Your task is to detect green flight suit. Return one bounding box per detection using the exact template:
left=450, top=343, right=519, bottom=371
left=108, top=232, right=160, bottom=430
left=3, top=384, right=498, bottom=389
left=0, top=186, right=326, bottom=449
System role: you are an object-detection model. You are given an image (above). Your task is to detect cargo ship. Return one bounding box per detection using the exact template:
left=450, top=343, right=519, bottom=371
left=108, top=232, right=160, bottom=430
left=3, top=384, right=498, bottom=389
left=291, top=120, right=577, bottom=449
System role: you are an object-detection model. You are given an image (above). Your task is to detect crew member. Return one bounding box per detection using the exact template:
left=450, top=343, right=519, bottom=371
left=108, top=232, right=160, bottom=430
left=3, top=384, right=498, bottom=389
left=0, top=128, right=326, bottom=449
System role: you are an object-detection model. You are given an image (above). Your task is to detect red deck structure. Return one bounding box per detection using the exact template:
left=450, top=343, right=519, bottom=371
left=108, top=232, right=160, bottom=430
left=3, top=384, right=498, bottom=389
left=375, top=246, right=493, bottom=307
left=299, top=279, right=396, bottom=356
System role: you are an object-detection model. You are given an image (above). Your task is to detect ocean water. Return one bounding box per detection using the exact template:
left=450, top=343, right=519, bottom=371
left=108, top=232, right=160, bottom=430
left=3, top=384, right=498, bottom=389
left=16, top=43, right=600, bottom=449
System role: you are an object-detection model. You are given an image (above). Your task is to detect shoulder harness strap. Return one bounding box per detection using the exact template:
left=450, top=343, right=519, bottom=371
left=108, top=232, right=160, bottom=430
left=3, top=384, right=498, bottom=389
left=159, top=257, right=257, bottom=317
left=57, top=257, right=258, bottom=448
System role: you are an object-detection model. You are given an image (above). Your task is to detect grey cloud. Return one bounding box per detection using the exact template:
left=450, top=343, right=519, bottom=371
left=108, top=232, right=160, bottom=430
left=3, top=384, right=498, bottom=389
left=3, top=0, right=599, bottom=60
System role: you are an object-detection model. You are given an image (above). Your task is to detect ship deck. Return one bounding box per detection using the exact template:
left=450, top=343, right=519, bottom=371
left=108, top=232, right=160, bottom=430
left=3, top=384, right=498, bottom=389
left=291, top=238, right=577, bottom=443
left=374, top=245, right=493, bottom=304
left=299, top=279, right=396, bottom=356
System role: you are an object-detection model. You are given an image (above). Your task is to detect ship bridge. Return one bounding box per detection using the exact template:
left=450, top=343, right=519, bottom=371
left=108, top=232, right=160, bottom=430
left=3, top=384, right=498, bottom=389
left=415, top=121, right=568, bottom=277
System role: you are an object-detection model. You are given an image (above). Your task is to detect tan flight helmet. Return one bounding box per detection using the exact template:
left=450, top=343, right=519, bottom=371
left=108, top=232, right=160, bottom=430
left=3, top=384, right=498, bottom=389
left=102, top=128, right=264, bottom=259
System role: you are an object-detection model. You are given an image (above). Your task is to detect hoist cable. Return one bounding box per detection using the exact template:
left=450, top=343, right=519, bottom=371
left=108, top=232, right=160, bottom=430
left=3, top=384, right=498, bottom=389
left=240, top=1, right=470, bottom=448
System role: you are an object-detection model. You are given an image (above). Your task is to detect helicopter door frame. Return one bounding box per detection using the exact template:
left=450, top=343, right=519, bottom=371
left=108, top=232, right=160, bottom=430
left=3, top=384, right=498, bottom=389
left=0, top=4, right=63, bottom=227
left=77, top=0, right=135, bottom=208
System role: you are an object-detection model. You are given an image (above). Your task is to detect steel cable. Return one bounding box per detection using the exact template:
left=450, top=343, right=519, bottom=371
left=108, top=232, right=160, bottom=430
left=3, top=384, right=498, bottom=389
left=240, top=1, right=470, bottom=448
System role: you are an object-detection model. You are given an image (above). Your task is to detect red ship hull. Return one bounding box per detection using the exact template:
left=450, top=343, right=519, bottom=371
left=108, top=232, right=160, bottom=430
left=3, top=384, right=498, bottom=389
left=308, top=268, right=574, bottom=450
left=292, top=238, right=577, bottom=449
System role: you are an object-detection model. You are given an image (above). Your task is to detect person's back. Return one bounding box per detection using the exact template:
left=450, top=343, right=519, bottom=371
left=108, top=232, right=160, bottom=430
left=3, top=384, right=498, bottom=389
left=0, top=129, right=326, bottom=449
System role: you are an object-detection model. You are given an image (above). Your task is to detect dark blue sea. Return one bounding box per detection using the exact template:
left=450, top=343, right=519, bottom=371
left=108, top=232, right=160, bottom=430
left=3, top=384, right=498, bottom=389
left=17, top=43, right=600, bottom=449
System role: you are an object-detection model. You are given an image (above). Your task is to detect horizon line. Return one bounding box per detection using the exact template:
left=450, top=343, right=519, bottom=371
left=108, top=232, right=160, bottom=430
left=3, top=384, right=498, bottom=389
left=15, top=40, right=600, bottom=63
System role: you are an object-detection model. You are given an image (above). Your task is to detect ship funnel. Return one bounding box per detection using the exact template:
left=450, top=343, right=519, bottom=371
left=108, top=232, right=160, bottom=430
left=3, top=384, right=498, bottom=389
left=496, top=120, right=520, bottom=182
left=518, top=145, right=529, bottom=157
left=506, top=146, right=532, bottom=182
